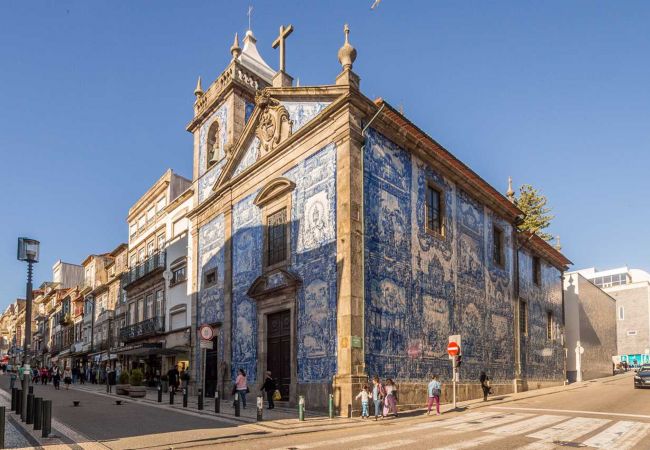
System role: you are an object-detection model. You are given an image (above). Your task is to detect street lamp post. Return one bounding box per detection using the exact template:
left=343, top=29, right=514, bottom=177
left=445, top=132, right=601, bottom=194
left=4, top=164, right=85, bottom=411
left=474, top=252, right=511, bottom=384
left=17, top=237, right=39, bottom=421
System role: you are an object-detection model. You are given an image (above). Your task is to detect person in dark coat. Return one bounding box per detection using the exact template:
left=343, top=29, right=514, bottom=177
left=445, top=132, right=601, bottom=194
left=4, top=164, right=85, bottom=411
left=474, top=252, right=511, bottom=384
left=479, top=371, right=491, bottom=401
left=261, top=371, right=276, bottom=409
left=167, top=365, right=180, bottom=393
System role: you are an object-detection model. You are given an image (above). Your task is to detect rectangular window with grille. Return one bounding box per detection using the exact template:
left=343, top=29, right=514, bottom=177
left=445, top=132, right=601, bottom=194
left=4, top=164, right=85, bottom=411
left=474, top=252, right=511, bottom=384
left=519, top=300, right=528, bottom=335
left=267, top=209, right=287, bottom=266
left=533, top=256, right=541, bottom=285
left=493, top=226, right=504, bottom=267
left=546, top=311, right=553, bottom=340
left=426, top=184, right=443, bottom=235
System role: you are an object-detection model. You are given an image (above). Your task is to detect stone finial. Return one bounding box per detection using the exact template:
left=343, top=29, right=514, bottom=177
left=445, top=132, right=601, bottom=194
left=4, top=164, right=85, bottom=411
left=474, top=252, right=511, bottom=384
left=231, top=32, right=242, bottom=60
left=506, top=176, right=515, bottom=202
left=555, top=235, right=562, bottom=251
left=337, top=24, right=357, bottom=70
left=194, top=76, right=204, bottom=97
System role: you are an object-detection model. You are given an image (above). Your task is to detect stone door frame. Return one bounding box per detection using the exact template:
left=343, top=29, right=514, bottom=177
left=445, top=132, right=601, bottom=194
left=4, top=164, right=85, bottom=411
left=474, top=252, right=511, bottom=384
left=255, top=294, right=297, bottom=405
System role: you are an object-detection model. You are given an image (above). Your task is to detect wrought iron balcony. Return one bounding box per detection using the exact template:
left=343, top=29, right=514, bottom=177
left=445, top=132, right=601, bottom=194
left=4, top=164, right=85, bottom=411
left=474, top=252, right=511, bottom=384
left=121, top=251, right=166, bottom=288
left=119, top=316, right=165, bottom=342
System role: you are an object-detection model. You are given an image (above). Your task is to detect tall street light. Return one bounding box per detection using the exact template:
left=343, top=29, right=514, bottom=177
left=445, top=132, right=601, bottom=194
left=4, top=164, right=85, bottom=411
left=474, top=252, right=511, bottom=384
left=17, top=237, right=39, bottom=420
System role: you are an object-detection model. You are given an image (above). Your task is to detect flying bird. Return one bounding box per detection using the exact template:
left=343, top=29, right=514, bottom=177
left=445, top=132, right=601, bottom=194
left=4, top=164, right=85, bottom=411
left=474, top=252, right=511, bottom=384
left=371, top=0, right=381, bottom=10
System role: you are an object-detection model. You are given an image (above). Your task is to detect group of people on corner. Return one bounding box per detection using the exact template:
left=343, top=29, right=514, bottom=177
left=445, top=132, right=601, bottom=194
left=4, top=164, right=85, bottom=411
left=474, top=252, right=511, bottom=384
left=5, top=362, right=122, bottom=392
left=355, top=371, right=493, bottom=419
left=356, top=376, right=400, bottom=420
left=230, top=368, right=281, bottom=410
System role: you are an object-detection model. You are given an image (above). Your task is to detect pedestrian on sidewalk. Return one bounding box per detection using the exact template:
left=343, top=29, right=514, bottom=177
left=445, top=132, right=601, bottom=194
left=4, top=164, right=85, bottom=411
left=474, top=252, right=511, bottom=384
left=427, top=374, right=441, bottom=416
left=52, top=365, right=61, bottom=390
left=383, top=378, right=398, bottom=417
left=355, top=384, right=371, bottom=419
left=9, top=369, right=16, bottom=390
left=479, top=371, right=491, bottom=401
left=371, top=376, right=385, bottom=421
left=261, top=371, right=276, bottom=410
left=167, top=365, right=180, bottom=393
left=63, top=365, right=72, bottom=390
left=233, top=368, right=248, bottom=409
left=40, top=367, right=48, bottom=385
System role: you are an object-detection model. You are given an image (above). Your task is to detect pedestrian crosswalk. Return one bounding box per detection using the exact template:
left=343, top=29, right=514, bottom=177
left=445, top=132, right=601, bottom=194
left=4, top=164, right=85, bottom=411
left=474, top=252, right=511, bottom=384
left=270, top=409, right=650, bottom=450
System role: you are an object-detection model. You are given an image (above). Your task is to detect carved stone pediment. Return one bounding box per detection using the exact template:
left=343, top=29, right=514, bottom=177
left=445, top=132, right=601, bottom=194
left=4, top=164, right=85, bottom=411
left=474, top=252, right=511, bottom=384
left=254, top=91, right=292, bottom=156
left=247, top=268, right=301, bottom=300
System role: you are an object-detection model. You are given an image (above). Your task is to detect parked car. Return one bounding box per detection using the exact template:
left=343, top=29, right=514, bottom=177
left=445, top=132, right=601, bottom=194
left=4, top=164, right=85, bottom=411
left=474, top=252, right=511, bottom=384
left=635, top=364, right=650, bottom=373
left=634, top=366, right=650, bottom=389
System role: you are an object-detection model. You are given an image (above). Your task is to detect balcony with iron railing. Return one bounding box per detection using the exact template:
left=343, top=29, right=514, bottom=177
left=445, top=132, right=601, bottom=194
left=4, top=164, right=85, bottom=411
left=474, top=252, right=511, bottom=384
left=121, top=251, right=166, bottom=288
left=119, top=316, right=165, bottom=342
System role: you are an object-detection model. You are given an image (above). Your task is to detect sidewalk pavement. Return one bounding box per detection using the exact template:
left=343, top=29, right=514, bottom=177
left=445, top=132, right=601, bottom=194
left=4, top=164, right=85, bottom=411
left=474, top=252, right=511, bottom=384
left=0, top=393, right=37, bottom=449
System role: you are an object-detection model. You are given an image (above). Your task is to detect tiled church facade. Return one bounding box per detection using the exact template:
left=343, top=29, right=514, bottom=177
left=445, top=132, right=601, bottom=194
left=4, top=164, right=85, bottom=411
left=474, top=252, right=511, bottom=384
left=186, top=27, right=570, bottom=413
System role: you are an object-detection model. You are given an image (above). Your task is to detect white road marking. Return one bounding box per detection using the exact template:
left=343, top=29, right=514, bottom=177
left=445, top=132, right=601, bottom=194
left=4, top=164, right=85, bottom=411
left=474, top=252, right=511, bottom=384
left=582, top=421, right=650, bottom=450
left=523, top=416, right=610, bottom=448
left=411, top=411, right=503, bottom=429
left=357, top=439, right=418, bottom=450
left=492, top=405, right=650, bottom=420
left=488, top=414, right=566, bottom=435
left=446, top=413, right=532, bottom=431
left=430, top=433, right=505, bottom=450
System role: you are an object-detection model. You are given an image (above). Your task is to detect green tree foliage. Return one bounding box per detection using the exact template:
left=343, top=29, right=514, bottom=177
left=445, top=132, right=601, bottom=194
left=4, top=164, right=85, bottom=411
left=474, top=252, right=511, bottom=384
left=514, top=184, right=554, bottom=241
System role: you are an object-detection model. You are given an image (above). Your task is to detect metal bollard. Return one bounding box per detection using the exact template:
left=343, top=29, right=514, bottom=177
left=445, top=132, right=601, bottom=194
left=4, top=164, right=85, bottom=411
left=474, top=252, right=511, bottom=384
left=169, top=389, right=175, bottom=405
left=298, top=395, right=305, bottom=421
left=214, top=391, right=220, bottom=414
left=28, top=386, right=33, bottom=394
left=198, top=388, right=203, bottom=410
left=33, top=397, right=42, bottom=430
left=182, top=388, right=188, bottom=408
left=234, top=392, right=240, bottom=417
left=15, top=391, right=22, bottom=416
left=256, top=395, right=263, bottom=421
left=157, top=384, right=162, bottom=403
left=26, top=393, right=34, bottom=424
left=0, top=406, right=5, bottom=448
left=42, top=400, right=52, bottom=438
left=328, top=394, right=334, bottom=419
left=11, top=388, right=16, bottom=412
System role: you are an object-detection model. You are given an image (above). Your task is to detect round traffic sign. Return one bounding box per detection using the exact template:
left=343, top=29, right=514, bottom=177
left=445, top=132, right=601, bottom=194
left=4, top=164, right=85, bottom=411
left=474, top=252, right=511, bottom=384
left=447, top=341, right=460, bottom=356
left=199, top=325, right=214, bottom=341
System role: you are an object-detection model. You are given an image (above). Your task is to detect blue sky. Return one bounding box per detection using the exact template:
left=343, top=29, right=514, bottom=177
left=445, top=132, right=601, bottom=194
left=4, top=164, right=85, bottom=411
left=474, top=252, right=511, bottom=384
left=1, top=1, right=649, bottom=308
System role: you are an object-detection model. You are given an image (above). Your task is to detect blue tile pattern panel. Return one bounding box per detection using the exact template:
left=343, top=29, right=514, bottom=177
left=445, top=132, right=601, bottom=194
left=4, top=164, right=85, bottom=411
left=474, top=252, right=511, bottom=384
left=233, top=137, right=260, bottom=178
left=284, top=143, right=337, bottom=382
left=364, top=128, right=525, bottom=383
left=196, top=214, right=226, bottom=381
left=197, top=103, right=228, bottom=203
left=518, top=249, right=564, bottom=380
left=231, top=192, right=262, bottom=382
left=281, top=102, right=331, bottom=134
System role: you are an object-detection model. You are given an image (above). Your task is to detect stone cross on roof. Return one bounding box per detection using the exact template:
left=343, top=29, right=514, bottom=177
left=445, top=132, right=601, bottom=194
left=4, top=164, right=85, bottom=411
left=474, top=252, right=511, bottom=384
left=272, top=24, right=294, bottom=73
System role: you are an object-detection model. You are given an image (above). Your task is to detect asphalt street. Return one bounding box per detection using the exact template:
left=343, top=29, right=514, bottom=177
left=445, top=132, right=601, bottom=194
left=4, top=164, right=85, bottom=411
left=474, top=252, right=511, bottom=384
left=2, top=373, right=649, bottom=449
left=234, top=373, right=650, bottom=450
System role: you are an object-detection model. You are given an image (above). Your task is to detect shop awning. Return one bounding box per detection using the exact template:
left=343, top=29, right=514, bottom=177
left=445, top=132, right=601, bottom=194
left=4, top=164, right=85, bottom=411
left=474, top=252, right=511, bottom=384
left=115, top=343, right=162, bottom=356
left=158, top=346, right=190, bottom=356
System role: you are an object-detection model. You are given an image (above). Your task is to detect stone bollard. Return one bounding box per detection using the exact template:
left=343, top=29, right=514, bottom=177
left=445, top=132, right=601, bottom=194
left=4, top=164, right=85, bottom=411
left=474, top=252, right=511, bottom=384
left=169, top=389, right=174, bottom=405
left=26, top=393, right=34, bottom=424
left=41, top=400, right=52, bottom=438
left=33, top=397, right=42, bottom=430
left=234, top=392, right=240, bottom=417
left=214, top=391, right=220, bottom=414
left=182, top=388, right=188, bottom=408
left=198, top=388, right=203, bottom=410
left=298, top=395, right=305, bottom=421
left=157, top=384, right=162, bottom=403
left=328, top=394, right=334, bottom=419
left=256, top=395, right=263, bottom=421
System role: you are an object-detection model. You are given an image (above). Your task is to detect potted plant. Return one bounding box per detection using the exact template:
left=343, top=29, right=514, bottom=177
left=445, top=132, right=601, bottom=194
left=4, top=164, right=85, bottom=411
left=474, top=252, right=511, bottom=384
left=127, top=369, right=146, bottom=398
left=160, top=374, right=169, bottom=393
left=116, top=371, right=130, bottom=395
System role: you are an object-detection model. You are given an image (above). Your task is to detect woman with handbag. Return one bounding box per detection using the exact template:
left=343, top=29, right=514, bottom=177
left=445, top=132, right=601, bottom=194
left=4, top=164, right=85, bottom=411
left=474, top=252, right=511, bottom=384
left=234, top=368, right=248, bottom=408
left=261, top=371, right=277, bottom=409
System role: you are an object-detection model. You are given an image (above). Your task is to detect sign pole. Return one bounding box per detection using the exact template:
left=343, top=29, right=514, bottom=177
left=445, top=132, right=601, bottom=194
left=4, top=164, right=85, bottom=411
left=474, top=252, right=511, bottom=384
left=452, top=356, right=457, bottom=410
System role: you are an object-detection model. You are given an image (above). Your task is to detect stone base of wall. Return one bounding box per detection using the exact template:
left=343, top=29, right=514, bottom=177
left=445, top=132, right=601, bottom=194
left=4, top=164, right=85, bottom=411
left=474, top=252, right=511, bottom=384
left=296, top=382, right=331, bottom=410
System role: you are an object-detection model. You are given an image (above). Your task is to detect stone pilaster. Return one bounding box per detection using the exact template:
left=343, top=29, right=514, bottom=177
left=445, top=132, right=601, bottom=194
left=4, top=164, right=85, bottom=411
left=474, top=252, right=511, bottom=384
left=222, top=207, right=234, bottom=398
left=334, top=111, right=366, bottom=416
left=272, top=71, right=293, bottom=88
